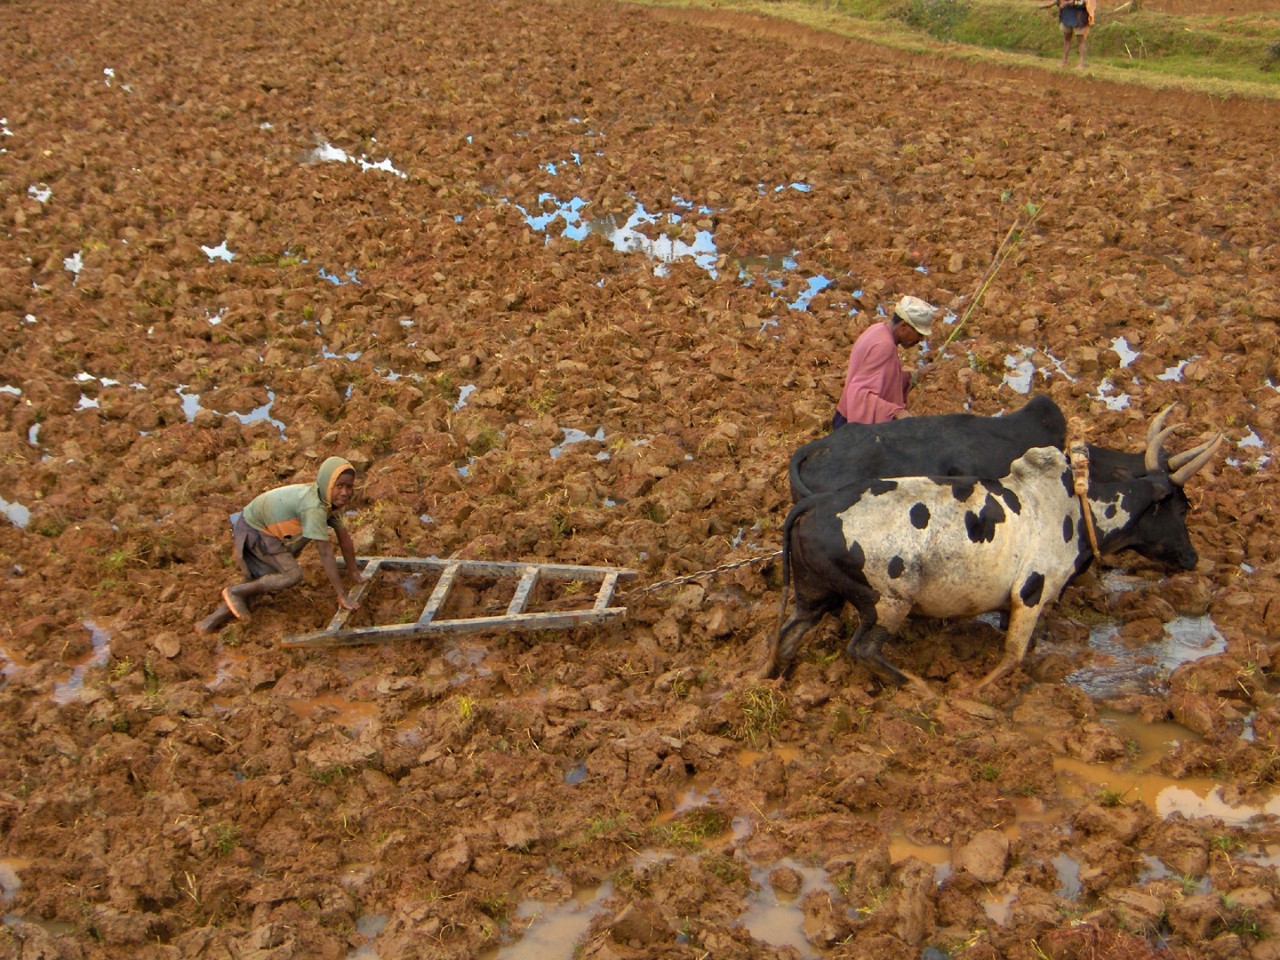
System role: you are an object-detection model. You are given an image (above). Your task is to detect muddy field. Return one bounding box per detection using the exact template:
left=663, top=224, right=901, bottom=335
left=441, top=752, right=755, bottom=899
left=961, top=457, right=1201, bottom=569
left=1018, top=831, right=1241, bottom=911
left=2, top=0, right=1279, bottom=958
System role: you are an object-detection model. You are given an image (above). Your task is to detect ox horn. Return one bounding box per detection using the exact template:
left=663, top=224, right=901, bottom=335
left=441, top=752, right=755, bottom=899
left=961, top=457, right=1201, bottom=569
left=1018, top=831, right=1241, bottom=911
left=1166, top=436, right=1220, bottom=473
left=1169, top=433, right=1223, bottom=486
left=1145, top=421, right=1181, bottom=473
left=1146, top=404, right=1176, bottom=446
left=1144, top=404, right=1177, bottom=471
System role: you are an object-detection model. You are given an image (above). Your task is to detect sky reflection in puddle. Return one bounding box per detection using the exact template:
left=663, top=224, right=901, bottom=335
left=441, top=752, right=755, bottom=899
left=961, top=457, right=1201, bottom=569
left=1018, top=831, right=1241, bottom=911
left=550, top=426, right=606, bottom=459
left=739, top=859, right=831, bottom=960
left=1066, top=615, right=1226, bottom=699
left=176, top=386, right=287, bottom=437
left=53, top=621, right=111, bottom=704
left=479, top=881, right=613, bottom=960
left=1, top=495, right=30, bottom=529
left=309, top=141, right=407, bottom=179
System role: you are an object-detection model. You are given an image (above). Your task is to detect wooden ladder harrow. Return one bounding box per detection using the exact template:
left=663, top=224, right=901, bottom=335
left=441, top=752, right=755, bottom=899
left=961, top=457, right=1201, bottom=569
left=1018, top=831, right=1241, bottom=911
left=281, top=556, right=637, bottom=649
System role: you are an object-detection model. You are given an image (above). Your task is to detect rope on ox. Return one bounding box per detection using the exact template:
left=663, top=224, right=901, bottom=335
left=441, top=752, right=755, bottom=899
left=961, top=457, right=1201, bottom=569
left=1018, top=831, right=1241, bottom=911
left=1068, top=416, right=1102, bottom=561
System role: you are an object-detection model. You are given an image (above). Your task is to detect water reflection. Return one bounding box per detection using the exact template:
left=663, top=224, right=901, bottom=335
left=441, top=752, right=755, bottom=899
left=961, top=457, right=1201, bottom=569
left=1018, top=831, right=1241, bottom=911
left=740, top=859, right=831, bottom=960
left=480, top=882, right=612, bottom=960
left=1, top=495, right=30, bottom=529
left=176, top=386, right=288, bottom=437
left=1065, top=616, right=1225, bottom=698
left=53, top=621, right=112, bottom=703
left=550, top=426, right=606, bottom=460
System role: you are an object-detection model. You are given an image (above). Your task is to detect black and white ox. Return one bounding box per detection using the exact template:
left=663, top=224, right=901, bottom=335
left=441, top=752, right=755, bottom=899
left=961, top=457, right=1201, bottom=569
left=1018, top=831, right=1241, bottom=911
left=762, top=428, right=1222, bottom=692
left=788, top=394, right=1218, bottom=569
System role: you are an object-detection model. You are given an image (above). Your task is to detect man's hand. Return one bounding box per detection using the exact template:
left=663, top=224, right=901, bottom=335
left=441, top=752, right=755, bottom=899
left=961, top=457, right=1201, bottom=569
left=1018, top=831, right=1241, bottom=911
left=337, top=592, right=361, bottom=612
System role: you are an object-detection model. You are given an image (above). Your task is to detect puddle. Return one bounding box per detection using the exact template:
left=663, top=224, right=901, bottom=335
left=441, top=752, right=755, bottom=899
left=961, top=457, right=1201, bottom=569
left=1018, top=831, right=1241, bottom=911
left=53, top=621, right=111, bottom=704
left=454, top=384, right=476, bottom=410
left=308, top=141, right=407, bottom=179
left=1052, top=852, right=1080, bottom=899
left=1158, top=356, right=1198, bottom=382
left=1054, top=733, right=1280, bottom=826
left=888, top=834, right=952, bottom=883
left=0, top=858, right=26, bottom=903
left=176, top=386, right=287, bottom=437
left=1111, top=337, right=1139, bottom=368
left=1227, top=428, right=1270, bottom=470
left=787, top=275, right=833, bottom=312
left=510, top=186, right=837, bottom=309
left=982, top=890, right=1017, bottom=926
left=343, top=911, right=387, bottom=959
left=1065, top=616, right=1225, bottom=698
left=1, top=495, right=31, bottom=529
left=1002, top=348, right=1036, bottom=394
left=443, top=641, right=491, bottom=684
left=286, top=695, right=379, bottom=730
left=478, top=881, right=612, bottom=960
left=319, top=266, right=361, bottom=286
left=550, top=426, right=606, bottom=459
left=201, top=241, right=234, bottom=262
left=515, top=196, right=718, bottom=278
left=739, top=859, right=832, bottom=960
left=1154, top=787, right=1280, bottom=824
left=1092, top=377, right=1130, bottom=411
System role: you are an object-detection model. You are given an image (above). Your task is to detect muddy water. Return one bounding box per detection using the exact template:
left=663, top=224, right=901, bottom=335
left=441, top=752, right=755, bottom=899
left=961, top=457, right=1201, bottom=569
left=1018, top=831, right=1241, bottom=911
left=479, top=881, right=613, bottom=960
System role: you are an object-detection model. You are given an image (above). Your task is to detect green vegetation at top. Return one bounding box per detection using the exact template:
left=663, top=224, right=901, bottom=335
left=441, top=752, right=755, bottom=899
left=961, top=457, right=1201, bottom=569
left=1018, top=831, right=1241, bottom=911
left=634, top=0, right=1280, bottom=99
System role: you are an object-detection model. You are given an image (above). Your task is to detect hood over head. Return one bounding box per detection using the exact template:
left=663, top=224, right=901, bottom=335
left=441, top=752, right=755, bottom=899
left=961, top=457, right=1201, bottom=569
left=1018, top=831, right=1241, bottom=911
left=317, top=456, right=355, bottom=508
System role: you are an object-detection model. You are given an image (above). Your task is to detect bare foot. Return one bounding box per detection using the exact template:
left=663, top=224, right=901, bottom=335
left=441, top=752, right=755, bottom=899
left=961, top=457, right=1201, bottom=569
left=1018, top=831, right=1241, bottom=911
left=221, top=587, right=251, bottom=622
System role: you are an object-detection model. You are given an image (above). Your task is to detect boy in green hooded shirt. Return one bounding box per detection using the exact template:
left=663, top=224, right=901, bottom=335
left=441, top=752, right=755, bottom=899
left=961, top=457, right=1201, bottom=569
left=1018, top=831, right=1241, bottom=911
left=196, top=456, right=367, bottom=635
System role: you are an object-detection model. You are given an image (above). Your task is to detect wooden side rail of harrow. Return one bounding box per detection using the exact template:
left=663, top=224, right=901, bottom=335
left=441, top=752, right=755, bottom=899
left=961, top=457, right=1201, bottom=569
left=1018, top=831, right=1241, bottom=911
left=281, top=556, right=637, bottom=649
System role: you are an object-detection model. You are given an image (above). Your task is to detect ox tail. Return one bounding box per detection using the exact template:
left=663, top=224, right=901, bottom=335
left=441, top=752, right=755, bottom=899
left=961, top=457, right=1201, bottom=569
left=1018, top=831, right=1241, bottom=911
left=788, top=446, right=817, bottom=501
left=777, top=499, right=806, bottom=624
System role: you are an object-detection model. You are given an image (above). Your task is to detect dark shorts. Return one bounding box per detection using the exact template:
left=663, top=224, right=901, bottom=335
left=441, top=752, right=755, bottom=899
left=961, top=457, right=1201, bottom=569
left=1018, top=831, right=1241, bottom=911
left=230, top=513, right=295, bottom=580
left=1060, top=5, right=1089, bottom=31
left=832, top=410, right=848, bottom=432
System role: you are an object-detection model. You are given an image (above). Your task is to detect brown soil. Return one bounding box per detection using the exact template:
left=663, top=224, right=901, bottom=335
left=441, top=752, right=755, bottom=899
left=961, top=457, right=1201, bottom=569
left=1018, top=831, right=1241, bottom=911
left=1, top=1, right=1278, bottom=958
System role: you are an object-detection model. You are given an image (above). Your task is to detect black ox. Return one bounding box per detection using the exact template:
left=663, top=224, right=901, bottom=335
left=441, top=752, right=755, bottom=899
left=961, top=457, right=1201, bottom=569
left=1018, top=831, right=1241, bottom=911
left=787, top=394, right=1219, bottom=569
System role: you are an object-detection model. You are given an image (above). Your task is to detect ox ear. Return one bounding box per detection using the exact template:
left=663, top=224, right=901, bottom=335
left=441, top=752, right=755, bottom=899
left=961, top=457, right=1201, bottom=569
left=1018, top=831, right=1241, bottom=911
left=1169, top=433, right=1223, bottom=486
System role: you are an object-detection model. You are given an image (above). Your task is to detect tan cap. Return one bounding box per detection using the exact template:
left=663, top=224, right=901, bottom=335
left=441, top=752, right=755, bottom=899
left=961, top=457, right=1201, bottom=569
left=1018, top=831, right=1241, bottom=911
left=894, top=296, right=936, bottom=336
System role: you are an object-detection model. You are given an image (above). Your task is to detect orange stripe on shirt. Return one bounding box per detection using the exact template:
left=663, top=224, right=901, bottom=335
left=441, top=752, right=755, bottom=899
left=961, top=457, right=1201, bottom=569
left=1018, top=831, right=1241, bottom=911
left=261, top=518, right=304, bottom=541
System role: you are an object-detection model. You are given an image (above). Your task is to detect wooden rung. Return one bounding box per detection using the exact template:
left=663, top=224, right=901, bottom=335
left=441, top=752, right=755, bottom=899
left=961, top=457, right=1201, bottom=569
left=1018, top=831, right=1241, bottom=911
left=592, top=571, right=620, bottom=613
left=325, top=558, right=382, bottom=631
left=506, top=565, right=540, bottom=616
left=418, top=561, right=460, bottom=625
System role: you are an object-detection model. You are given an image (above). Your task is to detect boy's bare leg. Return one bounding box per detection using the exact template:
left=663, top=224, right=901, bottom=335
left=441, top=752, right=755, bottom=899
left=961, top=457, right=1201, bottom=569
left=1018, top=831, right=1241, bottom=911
left=195, top=601, right=236, bottom=635
left=195, top=553, right=302, bottom=634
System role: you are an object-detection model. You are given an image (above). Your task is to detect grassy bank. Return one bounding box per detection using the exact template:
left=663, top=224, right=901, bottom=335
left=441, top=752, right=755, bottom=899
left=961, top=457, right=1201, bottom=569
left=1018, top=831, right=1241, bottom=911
left=630, top=0, right=1280, bottom=99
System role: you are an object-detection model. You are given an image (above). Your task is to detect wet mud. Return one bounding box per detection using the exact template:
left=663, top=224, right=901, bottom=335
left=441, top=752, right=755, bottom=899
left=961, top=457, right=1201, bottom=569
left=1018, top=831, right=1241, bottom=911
left=1, top=0, right=1278, bottom=958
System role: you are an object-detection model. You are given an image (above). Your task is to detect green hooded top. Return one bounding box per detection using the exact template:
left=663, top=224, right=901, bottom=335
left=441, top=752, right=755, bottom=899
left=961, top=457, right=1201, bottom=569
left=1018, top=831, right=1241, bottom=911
left=242, top=456, right=354, bottom=548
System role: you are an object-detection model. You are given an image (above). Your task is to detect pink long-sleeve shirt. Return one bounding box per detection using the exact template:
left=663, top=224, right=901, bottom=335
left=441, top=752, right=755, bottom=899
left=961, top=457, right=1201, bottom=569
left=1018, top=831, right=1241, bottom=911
left=836, top=321, right=911, bottom=425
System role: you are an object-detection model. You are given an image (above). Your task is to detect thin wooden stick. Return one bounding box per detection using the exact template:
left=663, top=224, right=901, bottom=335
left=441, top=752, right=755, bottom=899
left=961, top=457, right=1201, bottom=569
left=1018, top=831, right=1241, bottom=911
left=938, top=200, right=1049, bottom=352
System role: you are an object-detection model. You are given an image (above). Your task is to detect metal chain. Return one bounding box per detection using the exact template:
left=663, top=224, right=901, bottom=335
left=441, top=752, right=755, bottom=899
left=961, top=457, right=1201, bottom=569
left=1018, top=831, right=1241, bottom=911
left=629, top=550, right=782, bottom=596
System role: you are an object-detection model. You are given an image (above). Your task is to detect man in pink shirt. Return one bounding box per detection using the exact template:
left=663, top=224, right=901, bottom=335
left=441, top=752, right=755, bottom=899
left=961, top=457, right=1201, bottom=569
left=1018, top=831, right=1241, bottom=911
left=833, top=296, right=936, bottom=430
